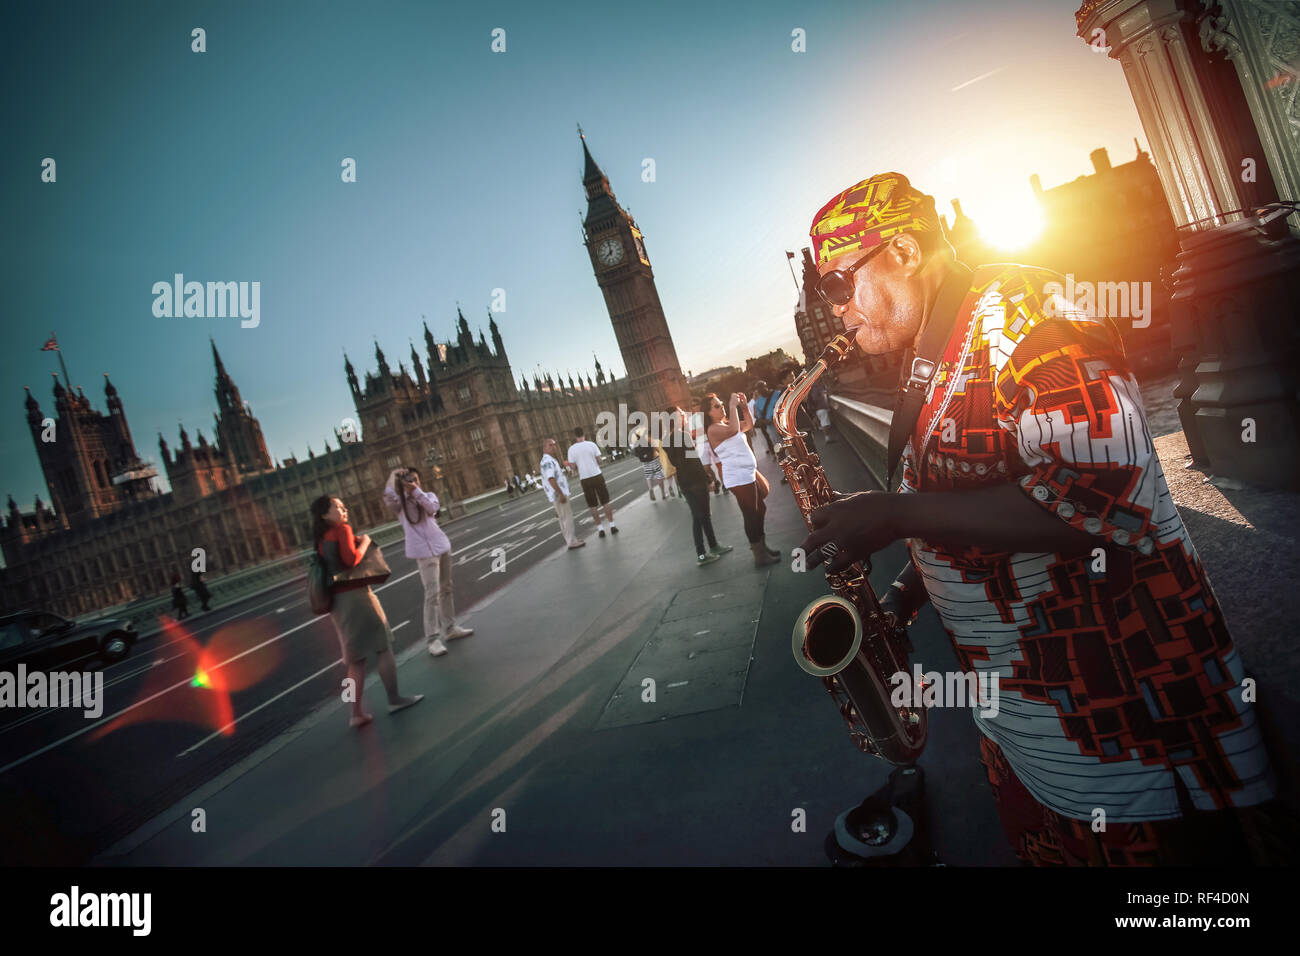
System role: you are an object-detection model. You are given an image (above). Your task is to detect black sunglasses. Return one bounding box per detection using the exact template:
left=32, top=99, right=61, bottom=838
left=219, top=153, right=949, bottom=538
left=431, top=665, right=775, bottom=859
left=815, top=241, right=891, bottom=307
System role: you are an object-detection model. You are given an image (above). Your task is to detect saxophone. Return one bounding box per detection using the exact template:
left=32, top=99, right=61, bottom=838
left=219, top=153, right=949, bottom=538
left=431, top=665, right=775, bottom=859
left=773, top=333, right=927, bottom=765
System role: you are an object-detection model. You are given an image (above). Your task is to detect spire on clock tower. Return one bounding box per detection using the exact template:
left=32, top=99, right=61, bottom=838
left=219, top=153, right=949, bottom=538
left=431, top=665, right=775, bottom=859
left=579, top=129, right=690, bottom=410
left=580, top=128, right=621, bottom=224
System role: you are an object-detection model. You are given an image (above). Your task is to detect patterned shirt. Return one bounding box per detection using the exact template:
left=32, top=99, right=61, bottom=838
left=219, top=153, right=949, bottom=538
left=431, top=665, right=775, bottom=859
left=899, top=263, right=1274, bottom=822
left=539, top=453, right=568, bottom=503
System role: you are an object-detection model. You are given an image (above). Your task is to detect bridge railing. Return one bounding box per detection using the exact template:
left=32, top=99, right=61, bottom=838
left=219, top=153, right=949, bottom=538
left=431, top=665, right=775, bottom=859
left=80, top=517, right=410, bottom=636
left=827, top=394, right=893, bottom=490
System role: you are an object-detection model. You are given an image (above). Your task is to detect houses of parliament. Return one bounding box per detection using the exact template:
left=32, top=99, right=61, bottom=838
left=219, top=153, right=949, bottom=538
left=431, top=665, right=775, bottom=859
left=0, top=135, right=691, bottom=618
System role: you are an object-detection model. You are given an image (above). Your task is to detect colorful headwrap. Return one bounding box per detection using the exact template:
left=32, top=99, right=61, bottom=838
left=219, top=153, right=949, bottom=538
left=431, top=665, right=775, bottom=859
left=809, top=172, right=939, bottom=265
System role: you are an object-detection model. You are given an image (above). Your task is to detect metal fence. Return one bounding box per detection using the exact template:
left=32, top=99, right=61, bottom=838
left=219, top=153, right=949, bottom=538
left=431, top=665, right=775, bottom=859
left=79, top=517, right=411, bottom=636
left=827, top=394, right=893, bottom=490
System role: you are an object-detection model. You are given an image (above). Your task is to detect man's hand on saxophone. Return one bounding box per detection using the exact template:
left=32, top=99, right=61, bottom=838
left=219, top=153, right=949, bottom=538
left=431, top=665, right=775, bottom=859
left=880, top=559, right=929, bottom=627
left=800, top=489, right=900, bottom=575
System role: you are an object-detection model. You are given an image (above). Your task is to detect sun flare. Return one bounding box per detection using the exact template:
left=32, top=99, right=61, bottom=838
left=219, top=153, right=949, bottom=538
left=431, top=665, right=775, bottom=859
left=973, top=190, right=1046, bottom=251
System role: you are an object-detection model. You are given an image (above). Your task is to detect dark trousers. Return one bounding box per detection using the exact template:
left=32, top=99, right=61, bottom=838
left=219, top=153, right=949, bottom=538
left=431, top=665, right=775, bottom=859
left=729, top=481, right=766, bottom=543
left=754, top=423, right=777, bottom=455
left=681, top=483, right=718, bottom=555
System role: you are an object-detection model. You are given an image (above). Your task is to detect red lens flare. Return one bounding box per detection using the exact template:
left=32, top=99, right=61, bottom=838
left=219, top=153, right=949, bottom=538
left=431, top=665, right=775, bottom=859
left=90, top=615, right=282, bottom=741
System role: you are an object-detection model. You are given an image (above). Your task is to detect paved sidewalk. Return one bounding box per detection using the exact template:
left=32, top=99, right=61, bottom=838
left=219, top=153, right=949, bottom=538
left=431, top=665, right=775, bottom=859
left=99, top=439, right=1013, bottom=866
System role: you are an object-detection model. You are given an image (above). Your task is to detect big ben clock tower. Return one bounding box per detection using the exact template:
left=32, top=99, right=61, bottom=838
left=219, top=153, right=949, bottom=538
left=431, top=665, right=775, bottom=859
left=580, top=130, right=690, bottom=411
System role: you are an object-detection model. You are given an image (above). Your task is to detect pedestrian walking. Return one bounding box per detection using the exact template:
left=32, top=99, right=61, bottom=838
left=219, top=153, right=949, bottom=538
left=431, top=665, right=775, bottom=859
left=311, top=494, right=423, bottom=728
left=701, top=392, right=779, bottom=567
left=808, top=378, right=835, bottom=443
left=383, top=467, right=474, bottom=658
left=654, top=432, right=681, bottom=500
left=567, top=427, right=619, bottom=537
left=540, top=438, right=585, bottom=550
left=751, top=381, right=780, bottom=457
left=170, top=574, right=189, bottom=619
left=632, top=428, right=666, bottom=501
left=664, top=406, right=733, bottom=566
left=189, top=568, right=211, bottom=612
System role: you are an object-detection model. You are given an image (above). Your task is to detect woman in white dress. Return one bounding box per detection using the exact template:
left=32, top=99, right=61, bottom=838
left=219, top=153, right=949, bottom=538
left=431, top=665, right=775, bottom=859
left=692, top=411, right=727, bottom=495
left=700, top=392, right=780, bottom=567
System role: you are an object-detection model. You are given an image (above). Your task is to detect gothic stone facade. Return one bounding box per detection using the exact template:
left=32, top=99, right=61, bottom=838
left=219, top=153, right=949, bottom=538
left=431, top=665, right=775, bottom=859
left=1, top=135, right=688, bottom=618
left=1, top=319, right=638, bottom=618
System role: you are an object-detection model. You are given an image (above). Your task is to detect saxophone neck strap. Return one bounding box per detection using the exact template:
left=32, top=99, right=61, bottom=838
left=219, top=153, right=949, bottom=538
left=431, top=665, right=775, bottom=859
left=885, top=262, right=974, bottom=491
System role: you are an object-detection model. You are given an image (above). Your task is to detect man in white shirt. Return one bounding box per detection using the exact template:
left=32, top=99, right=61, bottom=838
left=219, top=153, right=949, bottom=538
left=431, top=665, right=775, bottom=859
left=540, top=438, right=585, bottom=550
left=566, top=426, right=619, bottom=538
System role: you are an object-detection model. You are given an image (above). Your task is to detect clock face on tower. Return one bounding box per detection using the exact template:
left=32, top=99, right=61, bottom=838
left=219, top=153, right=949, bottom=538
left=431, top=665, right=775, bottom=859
left=596, top=237, right=624, bottom=266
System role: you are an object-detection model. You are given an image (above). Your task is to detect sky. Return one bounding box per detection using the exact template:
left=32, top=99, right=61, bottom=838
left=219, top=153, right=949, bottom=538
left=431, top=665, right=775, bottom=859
left=0, top=0, right=1149, bottom=506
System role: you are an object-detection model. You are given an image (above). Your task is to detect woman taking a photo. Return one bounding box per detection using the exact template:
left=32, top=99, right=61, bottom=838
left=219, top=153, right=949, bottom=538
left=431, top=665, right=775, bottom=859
left=311, top=494, right=423, bottom=728
left=700, top=392, right=780, bottom=568
left=663, top=406, right=732, bottom=566
left=383, top=467, right=473, bottom=658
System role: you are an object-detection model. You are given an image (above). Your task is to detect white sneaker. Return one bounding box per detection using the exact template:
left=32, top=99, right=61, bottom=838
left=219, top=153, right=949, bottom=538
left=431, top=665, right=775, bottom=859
left=445, top=625, right=474, bottom=640
left=428, top=638, right=449, bottom=657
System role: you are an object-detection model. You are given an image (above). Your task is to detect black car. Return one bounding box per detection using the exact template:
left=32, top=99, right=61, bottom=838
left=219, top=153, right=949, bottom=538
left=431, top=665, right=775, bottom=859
left=0, top=610, right=137, bottom=670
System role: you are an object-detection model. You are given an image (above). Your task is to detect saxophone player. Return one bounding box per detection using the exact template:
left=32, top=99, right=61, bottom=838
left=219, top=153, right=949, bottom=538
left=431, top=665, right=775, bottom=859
left=798, top=172, right=1277, bottom=866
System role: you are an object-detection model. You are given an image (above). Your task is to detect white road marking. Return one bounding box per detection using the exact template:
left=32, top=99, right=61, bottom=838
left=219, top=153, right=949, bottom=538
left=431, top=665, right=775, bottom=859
left=0, top=472, right=651, bottom=771
left=695, top=630, right=710, bottom=635
left=667, top=681, right=690, bottom=688
left=476, top=532, right=561, bottom=580
left=452, top=505, right=566, bottom=554
left=177, top=654, right=346, bottom=757
left=466, top=488, right=638, bottom=578
left=0, top=568, right=429, bottom=776
left=177, top=620, right=413, bottom=757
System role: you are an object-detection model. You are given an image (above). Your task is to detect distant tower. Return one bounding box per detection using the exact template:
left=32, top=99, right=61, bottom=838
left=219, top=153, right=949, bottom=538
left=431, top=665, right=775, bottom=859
left=211, top=341, right=274, bottom=475
left=579, top=130, right=690, bottom=410
left=164, top=418, right=237, bottom=504
left=23, top=373, right=157, bottom=527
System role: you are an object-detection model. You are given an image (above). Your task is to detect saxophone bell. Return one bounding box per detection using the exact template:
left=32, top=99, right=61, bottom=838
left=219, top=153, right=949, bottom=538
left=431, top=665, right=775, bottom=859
left=792, top=595, right=862, bottom=677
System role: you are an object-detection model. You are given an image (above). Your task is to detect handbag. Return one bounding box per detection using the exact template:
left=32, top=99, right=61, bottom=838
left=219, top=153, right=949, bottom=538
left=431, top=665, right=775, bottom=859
left=331, top=542, right=392, bottom=589
left=307, top=551, right=333, bottom=614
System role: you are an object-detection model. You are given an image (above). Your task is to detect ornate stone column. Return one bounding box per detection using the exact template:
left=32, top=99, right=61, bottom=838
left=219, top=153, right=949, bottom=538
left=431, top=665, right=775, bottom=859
left=1199, top=1, right=1300, bottom=211
left=1077, top=0, right=1300, bottom=490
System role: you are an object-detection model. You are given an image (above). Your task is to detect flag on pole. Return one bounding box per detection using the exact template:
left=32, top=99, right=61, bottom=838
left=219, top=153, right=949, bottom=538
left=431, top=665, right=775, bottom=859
left=41, top=334, right=59, bottom=352
left=785, top=251, right=795, bottom=259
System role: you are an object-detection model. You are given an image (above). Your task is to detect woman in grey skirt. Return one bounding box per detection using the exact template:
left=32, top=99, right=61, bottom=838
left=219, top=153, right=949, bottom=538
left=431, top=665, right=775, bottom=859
left=312, top=495, right=423, bottom=728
